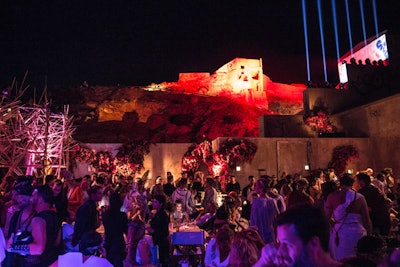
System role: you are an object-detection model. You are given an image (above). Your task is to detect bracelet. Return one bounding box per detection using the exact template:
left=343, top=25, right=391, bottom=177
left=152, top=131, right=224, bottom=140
left=8, top=244, right=30, bottom=256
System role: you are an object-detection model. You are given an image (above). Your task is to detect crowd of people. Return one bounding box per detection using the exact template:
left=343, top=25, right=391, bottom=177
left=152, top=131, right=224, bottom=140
left=0, top=167, right=398, bottom=267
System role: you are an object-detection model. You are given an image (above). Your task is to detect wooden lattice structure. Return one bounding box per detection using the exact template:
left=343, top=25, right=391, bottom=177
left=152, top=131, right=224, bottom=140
left=0, top=93, right=75, bottom=178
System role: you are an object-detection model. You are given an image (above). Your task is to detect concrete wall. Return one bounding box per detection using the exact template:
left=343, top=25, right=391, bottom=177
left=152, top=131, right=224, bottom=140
left=213, top=137, right=370, bottom=187
left=143, top=143, right=191, bottom=185
left=73, top=138, right=371, bottom=189
left=333, top=93, right=400, bottom=175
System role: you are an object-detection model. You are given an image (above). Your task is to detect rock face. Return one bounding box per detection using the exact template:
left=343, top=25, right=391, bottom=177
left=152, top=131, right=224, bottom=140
left=48, top=57, right=306, bottom=144
left=66, top=85, right=270, bottom=143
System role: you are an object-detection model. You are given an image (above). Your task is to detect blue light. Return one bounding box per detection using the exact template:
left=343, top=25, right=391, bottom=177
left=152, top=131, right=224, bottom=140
left=345, top=0, right=354, bottom=55
left=317, top=0, right=328, bottom=82
left=372, top=0, right=379, bottom=37
left=302, top=0, right=311, bottom=82
left=359, top=0, right=367, bottom=46
left=331, top=0, right=340, bottom=61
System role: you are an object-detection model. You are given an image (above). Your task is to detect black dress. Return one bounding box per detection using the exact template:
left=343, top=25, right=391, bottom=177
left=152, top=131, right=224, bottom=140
left=103, top=210, right=128, bottom=267
left=72, top=199, right=98, bottom=246
left=150, top=209, right=169, bottom=265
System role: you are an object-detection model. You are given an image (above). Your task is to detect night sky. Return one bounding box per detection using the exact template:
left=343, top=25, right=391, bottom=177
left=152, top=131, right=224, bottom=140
left=0, top=0, right=398, bottom=88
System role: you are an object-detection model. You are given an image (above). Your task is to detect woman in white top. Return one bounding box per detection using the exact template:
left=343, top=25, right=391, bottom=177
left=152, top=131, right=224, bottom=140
left=49, top=231, right=112, bottom=267
left=204, top=224, right=234, bottom=267
left=325, top=173, right=372, bottom=261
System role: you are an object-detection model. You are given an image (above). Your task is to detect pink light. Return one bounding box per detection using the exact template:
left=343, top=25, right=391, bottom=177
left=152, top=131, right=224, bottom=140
left=212, top=164, right=223, bottom=176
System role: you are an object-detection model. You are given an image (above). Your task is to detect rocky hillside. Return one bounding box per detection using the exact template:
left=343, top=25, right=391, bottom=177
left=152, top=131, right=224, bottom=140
left=50, top=86, right=265, bottom=143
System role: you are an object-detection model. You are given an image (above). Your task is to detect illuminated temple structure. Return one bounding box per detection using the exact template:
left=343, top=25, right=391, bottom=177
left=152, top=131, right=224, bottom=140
left=148, top=57, right=305, bottom=110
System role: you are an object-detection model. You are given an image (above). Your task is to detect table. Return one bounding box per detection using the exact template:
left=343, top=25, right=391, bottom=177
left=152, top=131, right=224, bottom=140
left=170, top=224, right=206, bottom=266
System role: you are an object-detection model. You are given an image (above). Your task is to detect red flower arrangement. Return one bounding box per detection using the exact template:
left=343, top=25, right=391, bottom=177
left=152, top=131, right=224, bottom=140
left=304, top=111, right=336, bottom=134
left=217, top=138, right=258, bottom=168
left=191, top=139, right=213, bottom=161
left=116, top=141, right=150, bottom=174
left=206, top=153, right=229, bottom=183
left=181, top=154, right=200, bottom=174
left=70, top=144, right=95, bottom=163
left=113, top=156, right=136, bottom=177
left=181, top=138, right=257, bottom=187
left=181, top=139, right=213, bottom=174
left=327, top=145, right=359, bottom=176
left=92, top=151, right=114, bottom=173
left=70, top=141, right=151, bottom=175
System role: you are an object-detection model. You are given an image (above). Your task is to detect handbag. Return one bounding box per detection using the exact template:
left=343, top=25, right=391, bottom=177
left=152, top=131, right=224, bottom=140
left=335, top=190, right=357, bottom=246
left=13, top=231, right=33, bottom=245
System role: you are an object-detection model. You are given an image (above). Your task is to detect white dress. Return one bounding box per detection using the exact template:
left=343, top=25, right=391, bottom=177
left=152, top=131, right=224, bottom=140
left=329, top=190, right=367, bottom=261
left=204, top=238, right=230, bottom=267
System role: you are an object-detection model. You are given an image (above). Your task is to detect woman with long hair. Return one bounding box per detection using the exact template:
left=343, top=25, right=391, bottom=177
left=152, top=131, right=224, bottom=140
left=204, top=224, right=234, bottom=267
left=52, top=180, right=69, bottom=223
left=228, top=229, right=265, bottom=266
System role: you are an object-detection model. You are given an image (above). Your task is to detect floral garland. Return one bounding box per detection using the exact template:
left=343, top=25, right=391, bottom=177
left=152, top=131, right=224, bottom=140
left=304, top=111, right=336, bottom=134
left=181, top=139, right=213, bottom=174
left=207, top=153, right=229, bottom=182
left=191, top=139, right=213, bottom=161
left=304, top=101, right=336, bottom=135
left=181, top=154, right=200, bottom=174
left=70, top=141, right=150, bottom=175
left=327, top=145, right=359, bottom=176
left=70, top=144, right=95, bottom=163
left=181, top=138, right=257, bottom=187
left=115, top=141, right=150, bottom=175
left=92, top=151, right=114, bottom=173
left=217, top=138, right=258, bottom=168
left=113, top=156, right=136, bottom=177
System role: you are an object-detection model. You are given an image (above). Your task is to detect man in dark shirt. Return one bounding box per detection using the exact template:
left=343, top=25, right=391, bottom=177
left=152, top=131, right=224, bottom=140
left=147, top=194, right=169, bottom=266
left=356, top=172, right=391, bottom=235
left=226, top=175, right=241, bottom=195
left=242, top=175, right=255, bottom=201
left=163, top=172, right=175, bottom=197
left=72, top=185, right=103, bottom=246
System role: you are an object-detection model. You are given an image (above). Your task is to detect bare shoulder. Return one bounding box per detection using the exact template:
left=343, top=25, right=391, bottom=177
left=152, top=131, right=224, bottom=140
left=31, top=216, right=46, bottom=228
